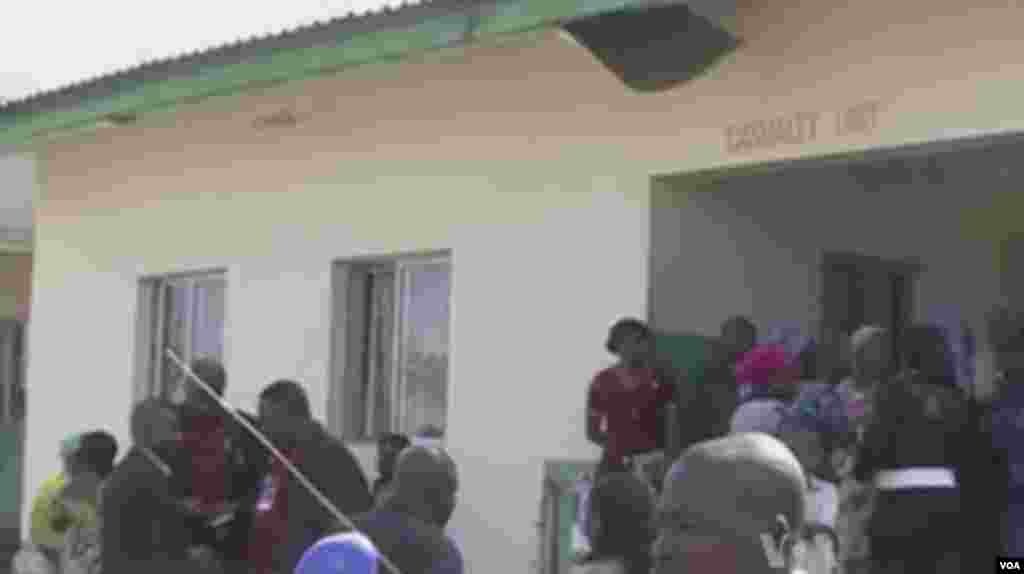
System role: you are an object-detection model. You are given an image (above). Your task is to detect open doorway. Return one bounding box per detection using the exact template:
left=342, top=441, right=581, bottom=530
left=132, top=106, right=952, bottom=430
left=649, top=133, right=1022, bottom=400
left=819, top=251, right=919, bottom=382
left=0, top=252, right=30, bottom=555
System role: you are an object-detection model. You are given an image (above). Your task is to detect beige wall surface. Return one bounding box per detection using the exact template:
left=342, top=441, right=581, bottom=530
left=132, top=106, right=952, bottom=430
left=24, top=0, right=1024, bottom=570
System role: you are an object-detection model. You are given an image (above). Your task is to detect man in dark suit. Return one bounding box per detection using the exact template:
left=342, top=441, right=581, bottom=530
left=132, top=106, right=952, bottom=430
left=101, top=398, right=219, bottom=573
left=248, top=380, right=373, bottom=574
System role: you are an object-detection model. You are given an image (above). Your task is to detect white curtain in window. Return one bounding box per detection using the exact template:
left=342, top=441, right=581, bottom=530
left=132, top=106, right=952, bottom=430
left=369, top=270, right=395, bottom=438
left=398, top=261, right=451, bottom=435
left=191, top=278, right=226, bottom=361
left=161, top=282, right=190, bottom=398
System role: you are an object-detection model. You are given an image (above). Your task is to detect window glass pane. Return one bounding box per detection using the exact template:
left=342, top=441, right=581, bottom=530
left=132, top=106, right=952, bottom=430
left=340, top=268, right=370, bottom=439
left=399, top=261, right=451, bottom=435
left=161, top=281, right=190, bottom=398
left=192, top=277, right=226, bottom=361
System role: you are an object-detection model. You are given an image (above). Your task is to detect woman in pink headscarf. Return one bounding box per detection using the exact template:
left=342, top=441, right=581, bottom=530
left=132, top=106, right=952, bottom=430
left=728, top=344, right=801, bottom=435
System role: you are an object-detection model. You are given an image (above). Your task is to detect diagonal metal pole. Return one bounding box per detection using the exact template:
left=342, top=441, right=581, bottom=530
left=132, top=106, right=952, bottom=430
left=165, top=348, right=403, bottom=574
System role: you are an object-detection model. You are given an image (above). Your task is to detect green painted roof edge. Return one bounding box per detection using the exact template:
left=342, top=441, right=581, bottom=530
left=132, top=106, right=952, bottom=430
left=0, top=0, right=644, bottom=149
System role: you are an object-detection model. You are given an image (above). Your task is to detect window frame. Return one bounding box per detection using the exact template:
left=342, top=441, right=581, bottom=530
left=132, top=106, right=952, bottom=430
left=133, top=268, right=227, bottom=401
left=328, top=251, right=452, bottom=442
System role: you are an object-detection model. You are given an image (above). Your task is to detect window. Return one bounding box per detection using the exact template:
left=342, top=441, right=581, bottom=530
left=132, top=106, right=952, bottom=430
left=134, top=271, right=227, bottom=400
left=330, top=253, right=451, bottom=440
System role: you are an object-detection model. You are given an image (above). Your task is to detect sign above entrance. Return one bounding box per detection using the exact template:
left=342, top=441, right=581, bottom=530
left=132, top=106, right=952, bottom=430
left=725, top=101, right=882, bottom=155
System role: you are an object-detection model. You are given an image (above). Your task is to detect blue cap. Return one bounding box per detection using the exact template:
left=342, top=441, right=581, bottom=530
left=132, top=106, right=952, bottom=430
left=294, top=532, right=381, bottom=574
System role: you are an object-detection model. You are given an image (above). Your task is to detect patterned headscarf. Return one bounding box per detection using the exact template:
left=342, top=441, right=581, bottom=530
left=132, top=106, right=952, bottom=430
left=778, top=385, right=851, bottom=449
left=734, top=345, right=798, bottom=387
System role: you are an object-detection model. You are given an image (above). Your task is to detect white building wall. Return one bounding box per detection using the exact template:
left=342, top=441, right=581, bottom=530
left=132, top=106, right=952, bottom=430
left=26, top=160, right=649, bottom=570
left=19, top=0, right=1024, bottom=571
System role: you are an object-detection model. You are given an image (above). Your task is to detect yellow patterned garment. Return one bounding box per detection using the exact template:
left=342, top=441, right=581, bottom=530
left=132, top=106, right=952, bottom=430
left=59, top=499, right=101, bottom=574
left=28, top=473, right=67, bottom=551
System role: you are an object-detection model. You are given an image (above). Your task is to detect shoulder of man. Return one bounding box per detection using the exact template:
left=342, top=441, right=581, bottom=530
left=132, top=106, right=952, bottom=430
left=428, top=537, right=464, bottom=574
left=590, top=367, right=616, bottom=387
left=299, top=423, right=371, bottom=505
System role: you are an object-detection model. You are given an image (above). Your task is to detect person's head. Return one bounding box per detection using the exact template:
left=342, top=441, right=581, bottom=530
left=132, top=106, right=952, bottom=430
left=388, top=445, right=458, bottom=528
left=588, top=472, right=656, bottom=574
left=130, top=397, right=180, bottom=450
left=184, top=357, right=227, bottom=409
left=849, top=325, right=890, bottom=383
left=653, top=433, right=805, bottom=574
left=900, top=324, right=957, bottom=387
left=606, top=318, right=653, bottom=367
left=74, top=431, right=119, bottom=479
left=734, top=345, right=800, bottom=401
left=721, top=317, right=758, bottom=362
left=294, top=531, right=383, bottom=574
left=258, top=379, right=312, bottom=424
left=377, top=433, right=411, bottom=478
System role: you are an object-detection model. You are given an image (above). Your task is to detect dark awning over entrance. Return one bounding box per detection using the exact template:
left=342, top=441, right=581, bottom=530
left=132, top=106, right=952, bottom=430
left=562, top=0, right=739, bottom=92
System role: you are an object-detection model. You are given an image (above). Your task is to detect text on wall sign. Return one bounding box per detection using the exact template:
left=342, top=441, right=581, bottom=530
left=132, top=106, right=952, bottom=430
left=725, top=101, right=883, bottom=154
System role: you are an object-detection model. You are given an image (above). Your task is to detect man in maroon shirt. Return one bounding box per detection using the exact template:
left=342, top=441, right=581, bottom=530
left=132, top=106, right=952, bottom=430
left=587, top=318, right=675, bottom=480
left=177, top=358, right=267, bottom=573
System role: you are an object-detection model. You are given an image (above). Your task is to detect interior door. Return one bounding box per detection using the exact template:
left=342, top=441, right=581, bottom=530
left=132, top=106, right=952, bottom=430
left=821, top=253, right=918, bottom=377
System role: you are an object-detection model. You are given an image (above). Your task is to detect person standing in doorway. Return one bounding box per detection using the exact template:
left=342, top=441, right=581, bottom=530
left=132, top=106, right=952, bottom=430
left=676, top=317, right=758, bottom=450
left=587, top=318, right=674, bottom=482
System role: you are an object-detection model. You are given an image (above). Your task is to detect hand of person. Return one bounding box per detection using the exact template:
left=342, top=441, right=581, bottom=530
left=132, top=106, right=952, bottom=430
left=188, top=545, right=223, bottom=572
left=181, top=497, right=204, bottom=514
left=211, top=500, right=238, bottom=515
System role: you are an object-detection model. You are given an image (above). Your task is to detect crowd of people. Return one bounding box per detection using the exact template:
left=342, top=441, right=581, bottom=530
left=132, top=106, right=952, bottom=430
left=10, top=305, right=1024, bottom=574
left=579, top=309, right=1021, bottom=574
left=15, top=360, right=461, bottom=574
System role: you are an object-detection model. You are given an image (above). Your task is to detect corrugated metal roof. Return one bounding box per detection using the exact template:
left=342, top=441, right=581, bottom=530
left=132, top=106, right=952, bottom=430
left=0, top=0, right=665, bottom=147
left=0, top=0, right=456, bottom=115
